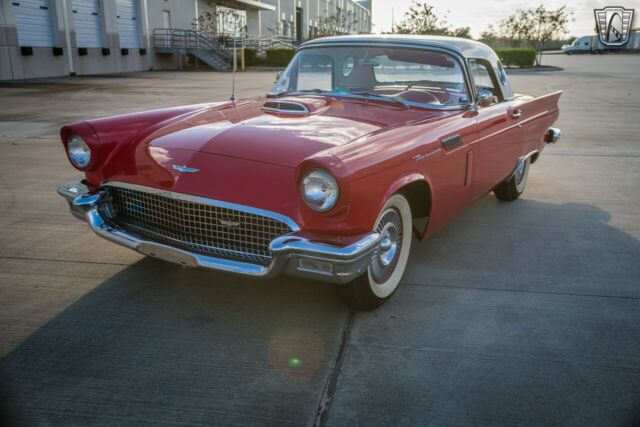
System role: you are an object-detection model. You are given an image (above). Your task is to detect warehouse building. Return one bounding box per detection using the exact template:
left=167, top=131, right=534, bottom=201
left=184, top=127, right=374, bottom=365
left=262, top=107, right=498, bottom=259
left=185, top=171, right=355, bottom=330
left=257, top=0, right=372, bottom=39
left=0, top=0, right=372, bottom=80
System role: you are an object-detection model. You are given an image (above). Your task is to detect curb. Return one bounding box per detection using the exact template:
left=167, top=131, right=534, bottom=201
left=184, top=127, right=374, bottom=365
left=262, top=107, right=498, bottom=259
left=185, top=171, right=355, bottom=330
left=506, top=66, right=564, bottom=74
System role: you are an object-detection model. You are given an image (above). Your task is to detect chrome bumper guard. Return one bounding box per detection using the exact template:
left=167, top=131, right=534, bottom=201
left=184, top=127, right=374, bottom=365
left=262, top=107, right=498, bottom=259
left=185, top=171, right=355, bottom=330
left=58, top=181, right=379, bottom=284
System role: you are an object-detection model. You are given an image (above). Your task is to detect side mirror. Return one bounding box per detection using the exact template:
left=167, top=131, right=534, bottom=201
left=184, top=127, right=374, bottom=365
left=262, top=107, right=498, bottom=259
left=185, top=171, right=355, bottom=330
left=275, top=71, right=282, bottom=83
left=477, top=89, right=496, bottom=108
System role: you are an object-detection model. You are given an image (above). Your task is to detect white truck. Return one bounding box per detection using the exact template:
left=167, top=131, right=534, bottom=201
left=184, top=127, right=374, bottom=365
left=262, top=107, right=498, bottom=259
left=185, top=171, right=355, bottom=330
left=562, top=32, right=640, bottom=54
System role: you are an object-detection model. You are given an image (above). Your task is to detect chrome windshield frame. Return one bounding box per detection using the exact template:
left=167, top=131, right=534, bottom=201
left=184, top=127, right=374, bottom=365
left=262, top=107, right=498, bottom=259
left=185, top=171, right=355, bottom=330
left=268, top=41, right=475, bottom=111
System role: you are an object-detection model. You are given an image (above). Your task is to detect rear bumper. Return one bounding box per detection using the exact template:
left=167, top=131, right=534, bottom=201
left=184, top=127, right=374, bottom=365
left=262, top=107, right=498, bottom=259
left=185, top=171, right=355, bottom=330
left=58, top=181, right=378, bottom=284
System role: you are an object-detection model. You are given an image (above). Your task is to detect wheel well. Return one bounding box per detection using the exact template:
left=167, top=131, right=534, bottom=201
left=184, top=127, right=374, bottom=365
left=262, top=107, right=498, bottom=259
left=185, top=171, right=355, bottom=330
left=398, top=180, right=431, bottom=237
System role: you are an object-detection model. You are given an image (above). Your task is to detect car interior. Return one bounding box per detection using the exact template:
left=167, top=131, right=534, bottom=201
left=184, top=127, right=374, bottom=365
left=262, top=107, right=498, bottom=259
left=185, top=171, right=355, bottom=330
left=291, top=46, right=472, bottom=106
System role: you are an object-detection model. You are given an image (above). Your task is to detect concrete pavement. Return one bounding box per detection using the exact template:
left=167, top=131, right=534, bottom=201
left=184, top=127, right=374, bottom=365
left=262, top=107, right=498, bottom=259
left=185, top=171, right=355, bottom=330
left=0, top=54, right=639, bottom=425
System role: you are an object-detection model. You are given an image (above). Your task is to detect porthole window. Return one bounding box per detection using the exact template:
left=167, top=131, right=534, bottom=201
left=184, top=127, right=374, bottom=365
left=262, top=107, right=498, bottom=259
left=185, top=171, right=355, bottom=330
left=342, top=56, right=355, bottom=77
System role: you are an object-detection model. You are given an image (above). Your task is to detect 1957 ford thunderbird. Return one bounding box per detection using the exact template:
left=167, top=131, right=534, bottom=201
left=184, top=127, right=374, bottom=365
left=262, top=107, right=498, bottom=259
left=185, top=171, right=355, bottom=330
left=58, top=35, right=561, bottom=309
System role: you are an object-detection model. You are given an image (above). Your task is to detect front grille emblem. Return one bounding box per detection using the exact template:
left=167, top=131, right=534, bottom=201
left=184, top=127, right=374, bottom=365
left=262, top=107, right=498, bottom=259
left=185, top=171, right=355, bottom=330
left=217, top=218, right=241, bottom=228
left=172, top=165, right=200, bottom=173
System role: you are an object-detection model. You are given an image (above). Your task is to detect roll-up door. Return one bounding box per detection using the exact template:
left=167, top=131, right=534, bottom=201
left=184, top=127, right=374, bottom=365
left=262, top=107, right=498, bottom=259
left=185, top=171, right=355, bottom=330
left=72, top=0, right=103, bottom=48
left=12, top=0, right=56, bottom=47
left=116, top=0, right=141, bottom=49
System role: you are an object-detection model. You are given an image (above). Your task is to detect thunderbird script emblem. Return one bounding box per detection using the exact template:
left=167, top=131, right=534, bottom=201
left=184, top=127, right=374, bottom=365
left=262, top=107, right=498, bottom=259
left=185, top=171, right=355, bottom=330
left=594, top=7, right=635, bottom=46
left=172, top=165, right=200, bottom=173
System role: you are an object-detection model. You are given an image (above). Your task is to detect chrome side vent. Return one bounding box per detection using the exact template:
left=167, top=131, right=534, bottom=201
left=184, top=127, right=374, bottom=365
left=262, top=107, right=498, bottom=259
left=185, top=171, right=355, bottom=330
left=441, top=134, right=463, bottom=151
left=262, top=101, right=309, bottom=115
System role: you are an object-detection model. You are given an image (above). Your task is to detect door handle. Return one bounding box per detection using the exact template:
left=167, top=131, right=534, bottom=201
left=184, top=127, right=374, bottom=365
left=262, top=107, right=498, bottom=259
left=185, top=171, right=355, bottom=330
left=510, top=109, right=522, bottom=119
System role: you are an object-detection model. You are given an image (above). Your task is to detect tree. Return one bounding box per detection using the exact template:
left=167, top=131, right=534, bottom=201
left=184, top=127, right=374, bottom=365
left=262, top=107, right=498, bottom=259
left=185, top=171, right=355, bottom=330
left=193, top=1, right=245, bottom=38
left=317, top=7, right=359, bottom=36
left=479, top=24, right=519, bottom=48
left=394, top=1, right=449, bottom=35
left=393, top=1, right=473, bottom=39
left=500, top=4, right=571, bottom=65
left=479, top=25, right=500, bottom=46
left=450, top=26, right=472, bottom=39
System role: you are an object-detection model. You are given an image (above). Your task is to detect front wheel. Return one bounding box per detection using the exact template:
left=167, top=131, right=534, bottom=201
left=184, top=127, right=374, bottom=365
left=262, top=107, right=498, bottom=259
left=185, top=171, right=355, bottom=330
left=335, top=194, right=413, bottom=310
left=494, top=157, right=530, bottom=201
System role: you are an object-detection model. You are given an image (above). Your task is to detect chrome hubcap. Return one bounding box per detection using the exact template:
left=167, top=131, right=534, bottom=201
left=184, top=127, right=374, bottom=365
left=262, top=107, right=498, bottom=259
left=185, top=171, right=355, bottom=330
left=370, top=208, right=403, bottom=284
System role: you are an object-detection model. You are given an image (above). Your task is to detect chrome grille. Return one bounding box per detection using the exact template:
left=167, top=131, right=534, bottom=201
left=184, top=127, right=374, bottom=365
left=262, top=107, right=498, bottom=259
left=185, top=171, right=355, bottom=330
left=102, top=186, right=293, bottom=266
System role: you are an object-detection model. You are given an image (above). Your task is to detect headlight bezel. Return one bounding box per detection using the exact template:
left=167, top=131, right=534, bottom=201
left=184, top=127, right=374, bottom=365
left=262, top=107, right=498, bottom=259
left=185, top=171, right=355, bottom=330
left=300, top=168, right=340, bottom=213
left=66, top=134, right=92, bottom=170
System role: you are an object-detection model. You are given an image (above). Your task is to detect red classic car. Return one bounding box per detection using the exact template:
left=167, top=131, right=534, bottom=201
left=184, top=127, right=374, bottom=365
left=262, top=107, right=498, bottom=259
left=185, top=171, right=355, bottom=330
left=58, top=35, right=561, bottom=309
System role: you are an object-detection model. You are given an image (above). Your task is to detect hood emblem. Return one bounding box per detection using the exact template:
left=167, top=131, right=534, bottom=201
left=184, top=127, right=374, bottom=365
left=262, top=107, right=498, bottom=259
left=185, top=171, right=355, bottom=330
left=218, top=218, right=241, bottom=228
left=172, top=165, right=200, bottom=173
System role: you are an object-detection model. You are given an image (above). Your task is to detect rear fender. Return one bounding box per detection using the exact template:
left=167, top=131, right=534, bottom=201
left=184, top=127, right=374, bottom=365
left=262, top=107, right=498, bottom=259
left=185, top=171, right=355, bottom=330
left=516, top=91, right=562, bottom=156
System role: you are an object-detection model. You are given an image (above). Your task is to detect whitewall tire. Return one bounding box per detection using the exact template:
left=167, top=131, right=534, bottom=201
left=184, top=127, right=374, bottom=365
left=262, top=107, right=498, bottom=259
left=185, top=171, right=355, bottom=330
left=494, top=157, right=530, bottom=202
left=335, top=194, right=413, bottom=310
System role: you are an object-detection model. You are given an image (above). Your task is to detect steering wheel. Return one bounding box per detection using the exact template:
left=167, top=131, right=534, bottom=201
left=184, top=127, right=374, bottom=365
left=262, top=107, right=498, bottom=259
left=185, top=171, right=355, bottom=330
left=395, top=90, right=440, bottom=105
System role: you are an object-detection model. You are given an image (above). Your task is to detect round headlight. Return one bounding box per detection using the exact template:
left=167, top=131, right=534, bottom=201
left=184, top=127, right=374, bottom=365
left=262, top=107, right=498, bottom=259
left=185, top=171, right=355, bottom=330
left=67, top=135, right=91, bottom=169
left=300, top=169, right=339, bottom=212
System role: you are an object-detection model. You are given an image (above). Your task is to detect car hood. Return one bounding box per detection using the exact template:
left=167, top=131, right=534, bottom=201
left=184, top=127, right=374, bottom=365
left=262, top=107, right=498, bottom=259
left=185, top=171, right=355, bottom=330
left=142, top=96, right=449, bottom=168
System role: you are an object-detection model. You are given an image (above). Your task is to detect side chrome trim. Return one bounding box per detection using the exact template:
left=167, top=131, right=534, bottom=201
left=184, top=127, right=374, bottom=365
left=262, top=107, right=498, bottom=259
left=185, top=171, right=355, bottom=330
left=102, top=181, right=301, bottom=232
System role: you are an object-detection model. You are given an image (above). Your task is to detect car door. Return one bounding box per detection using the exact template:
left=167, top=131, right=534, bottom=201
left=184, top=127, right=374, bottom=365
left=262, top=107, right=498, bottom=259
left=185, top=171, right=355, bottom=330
left=467, top=59, right=523, bottom=198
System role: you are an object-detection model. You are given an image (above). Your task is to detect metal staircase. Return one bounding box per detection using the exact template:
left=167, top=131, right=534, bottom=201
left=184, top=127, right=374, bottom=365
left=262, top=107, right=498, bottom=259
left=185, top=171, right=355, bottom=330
left=153, top=29, right=231, bottom=71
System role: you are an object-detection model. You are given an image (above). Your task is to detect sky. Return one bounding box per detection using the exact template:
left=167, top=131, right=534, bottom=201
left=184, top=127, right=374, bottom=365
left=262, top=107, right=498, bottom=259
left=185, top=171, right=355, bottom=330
left=371, top=0, right=640, bottom=38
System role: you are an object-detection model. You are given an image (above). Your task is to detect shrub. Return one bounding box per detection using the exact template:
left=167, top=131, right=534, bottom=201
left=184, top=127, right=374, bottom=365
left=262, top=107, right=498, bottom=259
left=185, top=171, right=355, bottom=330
left=494, top=48, right=537, bottom=67
left=243, top=48, right=257, bottom=66
left=265, top=48, right=295, bottom=67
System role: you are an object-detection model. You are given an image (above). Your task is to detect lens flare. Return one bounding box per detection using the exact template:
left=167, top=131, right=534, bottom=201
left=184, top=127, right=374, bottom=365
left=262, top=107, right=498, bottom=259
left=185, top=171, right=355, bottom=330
left=288, top=357, right=302, bottom=368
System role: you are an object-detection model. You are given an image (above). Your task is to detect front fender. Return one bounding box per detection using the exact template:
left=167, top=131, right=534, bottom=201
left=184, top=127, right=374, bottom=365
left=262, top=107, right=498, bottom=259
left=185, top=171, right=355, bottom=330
left=380, top=172, right=431, bottom=214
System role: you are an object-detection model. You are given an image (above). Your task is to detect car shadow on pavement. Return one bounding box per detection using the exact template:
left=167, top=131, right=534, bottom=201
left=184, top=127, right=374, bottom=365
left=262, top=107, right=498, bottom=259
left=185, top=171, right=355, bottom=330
left=1, top=199, right=639, bottom=426
left=406, top=198, right=640, bottom=298
left=336, top=199, right=640, bottom=426
left=0, top=260, right=347, bottom=425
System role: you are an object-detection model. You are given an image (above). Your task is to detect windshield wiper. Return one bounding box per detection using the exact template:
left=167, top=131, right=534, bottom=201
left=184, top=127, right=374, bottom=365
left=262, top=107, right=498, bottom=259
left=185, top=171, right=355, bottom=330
left=347, top=91, right=409, bottom=108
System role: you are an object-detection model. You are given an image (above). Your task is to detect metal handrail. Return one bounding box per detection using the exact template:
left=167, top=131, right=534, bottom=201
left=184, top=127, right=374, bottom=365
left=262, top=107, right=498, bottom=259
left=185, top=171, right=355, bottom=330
left=152, top=28, right=300, bottom=68
left=152, top=28, right=230, bottom=58
left=232, top=34, right=297, bottom=55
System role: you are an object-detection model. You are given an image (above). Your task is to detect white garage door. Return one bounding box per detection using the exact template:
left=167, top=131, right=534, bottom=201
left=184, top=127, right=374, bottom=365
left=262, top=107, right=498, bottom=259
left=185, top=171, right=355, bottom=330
left=72, top=0, right=103, bottom=48
left=116, top=0, right=140, bottom=49
left=12, top=0, right=56, bottom=47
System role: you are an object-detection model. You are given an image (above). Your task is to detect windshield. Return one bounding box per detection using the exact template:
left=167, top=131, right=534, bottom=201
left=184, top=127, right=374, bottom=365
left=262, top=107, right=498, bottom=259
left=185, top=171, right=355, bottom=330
left=272, top=46, right=470, bottom=107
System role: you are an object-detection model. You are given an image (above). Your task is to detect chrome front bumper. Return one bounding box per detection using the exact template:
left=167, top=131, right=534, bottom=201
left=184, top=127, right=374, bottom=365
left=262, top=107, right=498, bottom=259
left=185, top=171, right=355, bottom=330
left=58, top=181, right=379, bottom=284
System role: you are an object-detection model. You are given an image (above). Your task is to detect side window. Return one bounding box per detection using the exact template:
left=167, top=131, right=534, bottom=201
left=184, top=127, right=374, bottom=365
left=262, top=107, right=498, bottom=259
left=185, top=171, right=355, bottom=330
left=469, top=59, right=501, bottom=105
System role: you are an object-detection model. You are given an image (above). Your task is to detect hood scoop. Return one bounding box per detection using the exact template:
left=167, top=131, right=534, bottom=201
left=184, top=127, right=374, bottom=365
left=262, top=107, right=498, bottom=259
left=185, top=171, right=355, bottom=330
left=261, top=97, right=329, bottom=116
left=262, top=100, right=309, bottom=115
